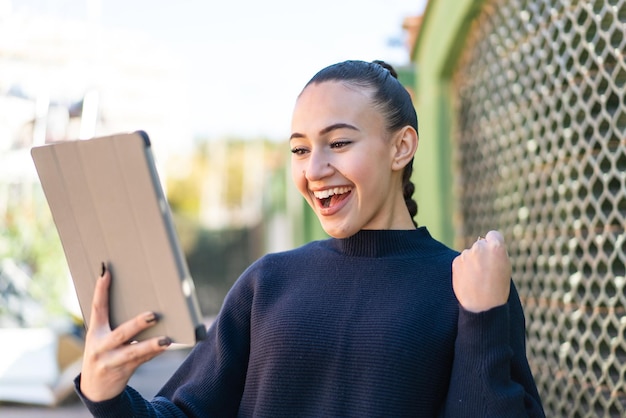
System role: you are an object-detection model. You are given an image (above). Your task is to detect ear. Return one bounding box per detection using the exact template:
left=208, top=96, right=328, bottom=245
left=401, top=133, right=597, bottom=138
left=391, top=126, right=418, bottom=171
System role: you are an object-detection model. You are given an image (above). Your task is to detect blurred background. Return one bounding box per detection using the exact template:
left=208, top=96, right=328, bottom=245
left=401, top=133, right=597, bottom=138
left=0, top=0, right=425, bottom=414
left=1, top=0, right=626, bottom=417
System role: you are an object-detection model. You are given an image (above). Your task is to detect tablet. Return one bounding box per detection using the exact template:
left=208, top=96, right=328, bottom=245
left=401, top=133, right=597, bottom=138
left=31, top=131, right=206, bottom=345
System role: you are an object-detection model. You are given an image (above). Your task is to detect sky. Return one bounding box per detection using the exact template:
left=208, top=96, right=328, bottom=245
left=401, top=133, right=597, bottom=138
left=12, top=0, right=427, bottom=140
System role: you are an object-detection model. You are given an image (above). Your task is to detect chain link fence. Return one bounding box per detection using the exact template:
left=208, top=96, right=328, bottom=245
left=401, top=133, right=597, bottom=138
left=452, top=0, right=626, bottom=416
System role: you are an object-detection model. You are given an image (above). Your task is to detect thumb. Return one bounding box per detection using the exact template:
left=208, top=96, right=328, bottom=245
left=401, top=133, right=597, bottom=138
left=89, top=262, right=112, bottom=332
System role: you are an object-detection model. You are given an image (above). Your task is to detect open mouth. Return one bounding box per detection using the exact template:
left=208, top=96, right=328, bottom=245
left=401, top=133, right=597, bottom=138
left=313, top=186, right=352, bottom=208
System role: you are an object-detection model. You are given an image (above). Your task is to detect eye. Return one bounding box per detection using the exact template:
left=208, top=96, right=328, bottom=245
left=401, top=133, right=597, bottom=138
left=290, top=146, right=308, bottom=156
left=329, top=140, right=352, bottom=150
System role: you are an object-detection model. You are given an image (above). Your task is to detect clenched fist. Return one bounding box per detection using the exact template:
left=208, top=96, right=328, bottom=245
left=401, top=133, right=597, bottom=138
left=452, top=230, right=512, bottom=313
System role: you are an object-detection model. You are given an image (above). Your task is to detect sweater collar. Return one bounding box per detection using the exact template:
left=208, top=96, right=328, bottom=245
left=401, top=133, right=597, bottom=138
left=328, top=227, right=436, bottom=258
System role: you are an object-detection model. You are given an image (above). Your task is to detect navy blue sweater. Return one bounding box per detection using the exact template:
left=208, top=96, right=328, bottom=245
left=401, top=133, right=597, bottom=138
left=76, top=228, right=544, bottom=417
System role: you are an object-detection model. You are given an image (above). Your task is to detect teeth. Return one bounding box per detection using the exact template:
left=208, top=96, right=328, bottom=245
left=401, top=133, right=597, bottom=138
left=313, top=187, right=351, bottom=199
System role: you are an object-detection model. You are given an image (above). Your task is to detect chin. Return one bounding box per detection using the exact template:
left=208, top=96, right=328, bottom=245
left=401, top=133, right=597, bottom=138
left=320, top=222, right=358, bottom=239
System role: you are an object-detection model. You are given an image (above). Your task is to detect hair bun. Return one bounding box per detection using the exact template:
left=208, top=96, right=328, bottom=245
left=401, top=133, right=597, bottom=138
left=372, top=60, right=398, bottom=79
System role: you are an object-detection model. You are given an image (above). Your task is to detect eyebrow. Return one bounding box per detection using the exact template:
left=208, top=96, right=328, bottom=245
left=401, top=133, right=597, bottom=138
left=290, top=123, right=360, bottom=141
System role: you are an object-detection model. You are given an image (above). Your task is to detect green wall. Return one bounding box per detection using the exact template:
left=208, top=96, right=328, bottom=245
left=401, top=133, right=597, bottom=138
left=411, top=0, right=486, bottom=248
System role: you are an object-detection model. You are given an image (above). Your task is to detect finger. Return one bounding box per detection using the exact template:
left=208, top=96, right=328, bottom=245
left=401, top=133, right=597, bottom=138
left=452, top=254, right=461, bottom=271
left=453, top=250, right=470, bottom=271
left=485, top=230, right=509, bottom=256
left=89, top=262, right=112, bottom=331
left=485, top=230, right=504, bottom=245
left=471, top=237, right=487, bottom=252
left=101, top=311, right=160, bottom=351
left=103, top=336, right=172, bottom=370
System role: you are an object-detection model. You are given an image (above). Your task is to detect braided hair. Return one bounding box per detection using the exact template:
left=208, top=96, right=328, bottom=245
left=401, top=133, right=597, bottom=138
left=303, top=60, right=419, bottom=227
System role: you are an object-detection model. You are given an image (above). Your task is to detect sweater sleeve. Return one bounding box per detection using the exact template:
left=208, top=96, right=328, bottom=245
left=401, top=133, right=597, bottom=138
left=441, top=283, right=545, bottom=417
left=73, top=266, right=256, bottom=418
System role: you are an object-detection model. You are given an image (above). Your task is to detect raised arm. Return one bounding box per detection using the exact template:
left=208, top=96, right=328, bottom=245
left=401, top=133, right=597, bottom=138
left=442, top=231, right=545, bottom=417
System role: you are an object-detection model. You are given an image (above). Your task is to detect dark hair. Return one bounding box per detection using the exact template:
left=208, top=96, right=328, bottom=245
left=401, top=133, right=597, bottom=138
left=304, top=60, right=419, bottom=226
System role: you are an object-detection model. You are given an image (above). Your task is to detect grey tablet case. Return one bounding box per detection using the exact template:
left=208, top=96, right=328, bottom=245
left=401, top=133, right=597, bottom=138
left=31, top=131, right=206, bottom=345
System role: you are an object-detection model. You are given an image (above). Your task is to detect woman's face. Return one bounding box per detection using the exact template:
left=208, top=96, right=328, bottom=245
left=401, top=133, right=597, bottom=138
left=290, top=81, right=412, bottom=238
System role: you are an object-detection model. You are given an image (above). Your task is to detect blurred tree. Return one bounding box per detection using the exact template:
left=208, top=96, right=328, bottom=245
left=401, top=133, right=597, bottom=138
left=0, top=189, right=71, bottom=327
left=163, top=137, right=289, bottom=315
left=166, top=137, right=287, bottom=228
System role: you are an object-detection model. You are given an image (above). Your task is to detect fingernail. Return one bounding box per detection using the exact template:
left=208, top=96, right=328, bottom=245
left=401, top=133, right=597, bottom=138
left=145, top=312, right=159, bottom=324
left=100, top=262, right=106, bottom=277
left=158, top=337, right=172, bottom=347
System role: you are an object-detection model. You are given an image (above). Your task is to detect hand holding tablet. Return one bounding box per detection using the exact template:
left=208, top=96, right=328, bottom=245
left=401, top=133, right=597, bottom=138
left=31, top=131, right=206, bottom=345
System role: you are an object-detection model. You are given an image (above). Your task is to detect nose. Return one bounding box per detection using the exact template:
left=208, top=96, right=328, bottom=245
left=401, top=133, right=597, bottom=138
left=304, top=149, right=334, bottom=181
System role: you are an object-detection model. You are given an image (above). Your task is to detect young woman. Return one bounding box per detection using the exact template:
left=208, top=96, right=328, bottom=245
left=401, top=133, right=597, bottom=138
left=76, top=60, right=545, bottom=417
